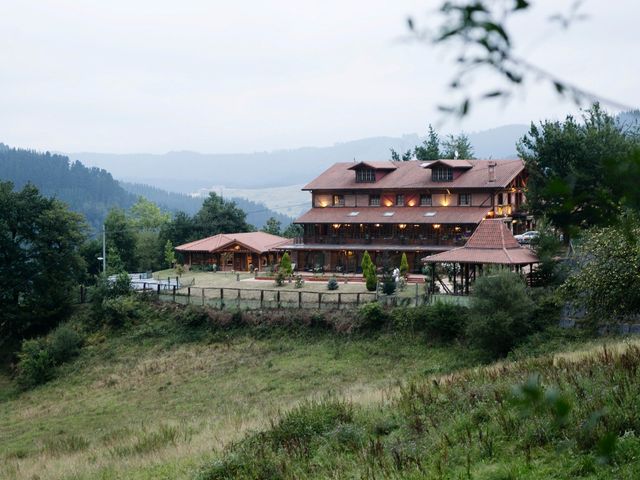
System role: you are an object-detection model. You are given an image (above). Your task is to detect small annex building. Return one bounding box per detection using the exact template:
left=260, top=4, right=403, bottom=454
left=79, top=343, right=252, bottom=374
left=422, top=218, right=539, bottom=294
left=175, top=232, right=291, bottom=272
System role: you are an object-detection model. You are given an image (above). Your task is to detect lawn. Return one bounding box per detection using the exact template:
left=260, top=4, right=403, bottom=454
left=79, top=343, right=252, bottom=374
left=0, top=318, right=479, bottom=480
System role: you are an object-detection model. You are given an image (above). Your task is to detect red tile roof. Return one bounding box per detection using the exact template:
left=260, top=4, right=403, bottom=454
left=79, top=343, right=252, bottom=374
left=295, top=206, right=491, bottom=225
left=421, top=159, right=473, bottom=169
left=303, top=159, right=524, bottom=191
left=422, top=219, right=539, bottom=265
left=347, top=161, right=398, bottom=170
left=176, top=232, right=291, bottom=253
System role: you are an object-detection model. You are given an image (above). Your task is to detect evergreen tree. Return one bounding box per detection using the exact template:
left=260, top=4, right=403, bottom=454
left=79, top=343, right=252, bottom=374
left=390, top=148, right=413, bottom=162
left=441, top=133, right=475, bottom=159
left=263, top=217, right=282, bottom=236
left=193, top=192, right=252, bottom=237
left=104, top=208, right=137, bottom=272
left=164, top=240, right=176, bottom=268
left=399, top=253, right=409, bottom=277
left=279, top=252, right=293, bottom=275
left=414, top=124, right=442, bottom=161
left=282, top=223, right=303, bottom=239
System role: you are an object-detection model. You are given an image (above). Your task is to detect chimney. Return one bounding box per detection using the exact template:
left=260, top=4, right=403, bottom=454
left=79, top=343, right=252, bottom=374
left=488, top=161, right=497, bottom=182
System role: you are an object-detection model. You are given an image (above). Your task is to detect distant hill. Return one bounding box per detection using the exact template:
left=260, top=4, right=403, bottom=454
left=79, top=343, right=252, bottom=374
left=71, top=124, right=529, bottom=193
left=120, top=181, right=294, bottom=228
left=0, top=145, right=292, bottom=234
left=0, top=145, right=137, bottom=232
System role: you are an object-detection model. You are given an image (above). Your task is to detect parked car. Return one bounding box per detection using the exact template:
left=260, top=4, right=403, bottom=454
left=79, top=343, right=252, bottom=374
left=514, top=231, right=539, bottom=244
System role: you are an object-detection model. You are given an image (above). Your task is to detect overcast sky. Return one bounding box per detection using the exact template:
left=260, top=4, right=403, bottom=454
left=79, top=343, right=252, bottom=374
left=1, top=0, right=638, bottom=154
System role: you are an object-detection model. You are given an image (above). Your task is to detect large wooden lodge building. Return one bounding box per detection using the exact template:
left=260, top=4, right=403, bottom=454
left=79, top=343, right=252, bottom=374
left=280, top=159, right=531, bottom=273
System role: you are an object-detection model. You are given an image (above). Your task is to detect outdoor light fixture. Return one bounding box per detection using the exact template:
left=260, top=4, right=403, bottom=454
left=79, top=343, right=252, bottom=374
left=399, top=224, right=406, bottom=229
left=332, top=223, right=341, bottom=229
left=433, top=224, right=441, bottom=229
left=408, top=200, right=415, bottom=207
left=385, top=200, right=393, bottom=207
left=375, top=223, right=380, bottom=227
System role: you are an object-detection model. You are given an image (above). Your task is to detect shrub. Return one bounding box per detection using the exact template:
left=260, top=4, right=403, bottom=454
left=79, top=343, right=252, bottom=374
left=365, top=270, right=377, bottom=292
left=48, top=325, right=82, bottom=364
left=268, top=399, right=353, bottom=449
left=175, top=305, right=210, bottom=328
left=466, top=270, right=535, bottom=358
left=361, top=251, right=373, bottom=279
left=414, top=301, right=468, bottom=341
left=399, top=252, right=409, bottom=277
left=15, top=338, right=54, bottom=389
left=327, top=277, right=339, bottom=290
left=274, top=271, right=285, bottom=287
left=100, top=296, right=142, bottom=327
left=280, top=252, right=293, bottom=275
left=358, top=302, right=389, bottom=330
left=293, top=275, right=305, bottom=289
left=381, top=269, right=396, bottom=295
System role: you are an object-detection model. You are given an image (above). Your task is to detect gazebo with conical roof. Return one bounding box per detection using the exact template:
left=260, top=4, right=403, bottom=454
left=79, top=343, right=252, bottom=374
left=422, top=218, right=539, bottom=294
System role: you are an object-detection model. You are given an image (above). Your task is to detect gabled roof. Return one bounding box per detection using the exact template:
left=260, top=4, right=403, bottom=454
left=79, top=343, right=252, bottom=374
left=421, top=159, right=473, bottom=169
left=347, top=161, right=398, bottom=171
left=176, top=232, right=291, bottom=254
left=422, top=219, right=539, bottom=265
left=295, top=206, right=490, bottom=225
left=303, top=159, right=524, bottom=191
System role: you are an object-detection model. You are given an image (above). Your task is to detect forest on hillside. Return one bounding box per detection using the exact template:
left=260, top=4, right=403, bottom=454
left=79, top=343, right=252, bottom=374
left=0, top=145, right=136, bottom=233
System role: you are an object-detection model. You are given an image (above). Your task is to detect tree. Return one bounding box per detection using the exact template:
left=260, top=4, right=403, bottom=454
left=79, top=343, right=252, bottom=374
left=441, top=133, right=475, bottom=159
left=263, top=217, right=282, bottom=236
left=193, top=192, right=252, bottom=237
left=563, top=216, right=640, bottom=321
left=399, top=253, right=409, bottom=277
left=164, top=240, right=176, bottom=268
left=129, top=197, right=170, bottom=230
left=407, top=1, right=632, bottom=117
left=390, top=148, right=413, bottom=162
left=104, top=208, right=137, bottom=272
left=414, top=124, right=441, bottom=161
left=0, top=182, right=86, bottom=342
left=466, top=270, right=535, bottom=358
left=361, top=251, right=377, bottom=292
left=518, top=104, right=639, bottom=243
left=159, top=211, right=195, bottom=250
left=282, top=223, right=303, bottom=239
left=279, top=252, right=293, bottom=275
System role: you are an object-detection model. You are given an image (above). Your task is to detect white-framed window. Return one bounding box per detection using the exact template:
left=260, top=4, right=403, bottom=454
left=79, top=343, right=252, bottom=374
left=396, top=194, right=404, bottom=206
left=369, top=194, right=380, bottom=206
left=420, top=194, right=432, bottom=206
left=333, top=195, right=345, bottom=206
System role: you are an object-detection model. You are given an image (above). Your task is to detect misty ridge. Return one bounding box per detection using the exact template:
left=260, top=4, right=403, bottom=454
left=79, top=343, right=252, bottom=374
left=71, top=124, right=529, bottom=193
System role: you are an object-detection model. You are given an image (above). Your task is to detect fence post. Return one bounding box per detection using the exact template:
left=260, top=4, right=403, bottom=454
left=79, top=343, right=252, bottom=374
left=237, top=288, right=241, bottom=308
left=318, top=292, right=322, bottom=309
left=157, top=284, right=161, bottom=296
left=260, top=290, right=264, bottom=308
left=298, top=291, right=302, bottom=309
left=172, top=285, right=176, bottom=302
left=143, top=283, right=147, bottom=293
left=356, top=292, right=360, bottom=306
left=220, top=288, right=224, bottom=310
left=202, top=288, right=205, bottom=306
left=338, top=293, right=341, bottom=309
left=415, top=283, right=419, bottom=307
left=187, top=287, right=191, bottom=305
left=277, top=290, right=280, bottom=308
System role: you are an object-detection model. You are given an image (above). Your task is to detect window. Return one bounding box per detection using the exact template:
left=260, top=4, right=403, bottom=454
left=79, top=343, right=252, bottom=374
left=369, top=194, right=380, bottom=206
left=356, top=169, right=376, bottom=183
left=333, top=195, right=344, bottom=206
left=420, top=194, right=432, bottom=206
left=458, top=193, right=471, bottom=206
left=432, top=167, right=453, bottom=182
left=497, top=192, right=504, bottom=205
left=396, top=194, right=404, bottom=206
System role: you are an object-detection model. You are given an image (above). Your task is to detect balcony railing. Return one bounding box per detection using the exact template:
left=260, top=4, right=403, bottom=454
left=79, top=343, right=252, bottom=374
left=297, top=235, right=467, bottom=247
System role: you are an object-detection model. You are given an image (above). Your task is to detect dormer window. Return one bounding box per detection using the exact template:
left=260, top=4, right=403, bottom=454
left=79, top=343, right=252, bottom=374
left=356, top=169, right=376, bottom=183
left=432, top=167, right=453, bottom=182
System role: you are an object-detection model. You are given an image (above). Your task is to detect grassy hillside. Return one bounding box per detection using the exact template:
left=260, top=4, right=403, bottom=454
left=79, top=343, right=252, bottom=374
left=0, top=305, right=480, bottom=480
left=198, top=341, right=640, bottom=480
left=1, top=299, right=635, bottom=480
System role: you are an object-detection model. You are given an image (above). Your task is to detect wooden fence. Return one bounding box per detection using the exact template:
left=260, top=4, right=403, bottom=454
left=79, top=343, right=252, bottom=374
left=78, top=283, right=460, bottom=310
